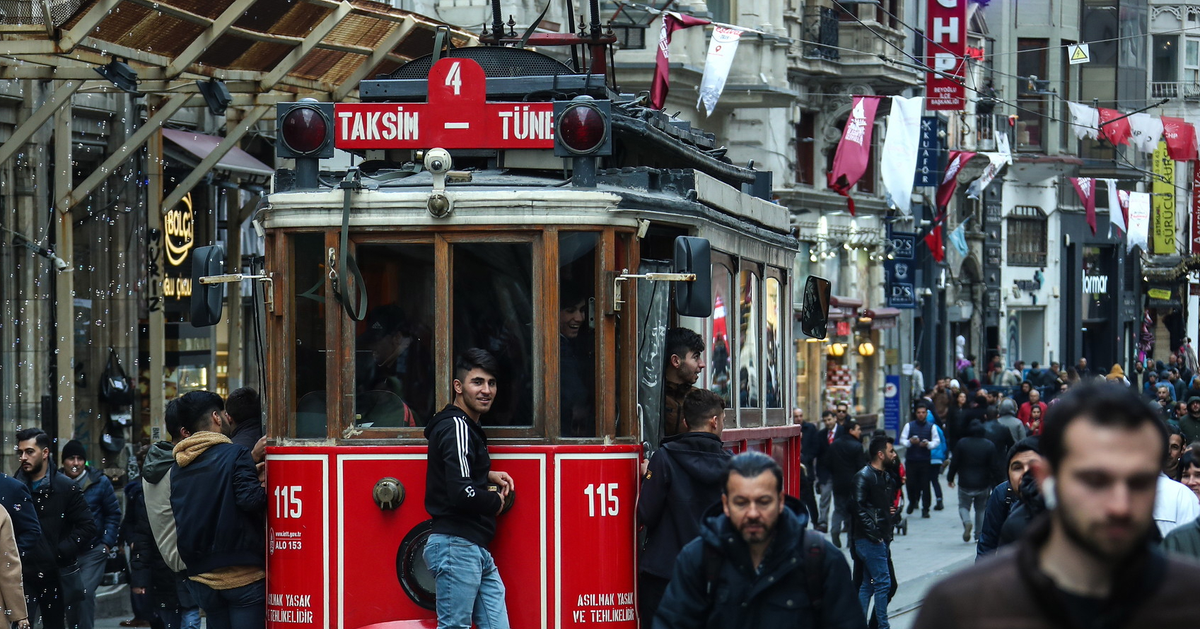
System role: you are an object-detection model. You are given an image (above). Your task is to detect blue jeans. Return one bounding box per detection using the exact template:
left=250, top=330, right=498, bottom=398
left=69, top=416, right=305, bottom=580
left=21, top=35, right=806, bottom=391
left=423, top=533, right=510, bottom=629
left=189, top=578, right=266, bottom=629
left=66, top=544, right=108, bottom=629
left=855, top=539, right=891, bottom=629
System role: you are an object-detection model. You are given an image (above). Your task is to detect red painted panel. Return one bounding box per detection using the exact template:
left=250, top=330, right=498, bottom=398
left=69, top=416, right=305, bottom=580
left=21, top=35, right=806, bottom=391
left=266, top=455, right=330, bottom=628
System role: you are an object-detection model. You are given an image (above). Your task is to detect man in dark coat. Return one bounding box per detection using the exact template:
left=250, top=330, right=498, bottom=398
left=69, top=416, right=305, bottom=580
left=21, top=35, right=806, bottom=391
left=852, top=437, right=898, bottom=629
left=826, top=420, right=866, bottom=548
left=15, top=428, right=97, bottom=629
left=815, top=410, right=838, bottom=531
left=662, top=328, right=706, bottom=439
left=638, top=389, right=731, bottom=628
left=946, top=421, right=998, bottom=543
left=60, top=439, right=122, bottom=629
left=653, top=452, right=865, bottom=629
left=917, top=383, right=1200, bottom=629
left=899, top=401, right=939, bottom=518
left=975, top=437, right=1042, bottom=560
left=170, top=391, right=267, bottom=629
left=225, top=387, right=264, bottom=452
left=0, top=472, right=42, bottom=559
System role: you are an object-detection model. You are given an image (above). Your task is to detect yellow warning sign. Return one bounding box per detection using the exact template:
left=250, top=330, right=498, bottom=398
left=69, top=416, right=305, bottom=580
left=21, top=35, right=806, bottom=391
left=1068, top=44, right=1090, bottom=65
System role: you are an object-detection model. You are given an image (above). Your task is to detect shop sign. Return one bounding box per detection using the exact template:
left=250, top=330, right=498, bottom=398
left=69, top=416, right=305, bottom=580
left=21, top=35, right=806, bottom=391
left=1192, top=162, right=1200, bottom=254
left=886, top=229, right=917, bottom=309
left=872, top=317, right=898, bottom=330
left=835, top=321, right=852, bottom=336
left=1148, top=288, right=1172, bottom=301
left=884, top=375, right=901, bottom=433
left=164, top=193, right=195, bottom=267
left=1152, top=141, right=1177, bottom=255
left=925, top=0, right=967, bottom=110
left=915, top=117, right=941, bottom=186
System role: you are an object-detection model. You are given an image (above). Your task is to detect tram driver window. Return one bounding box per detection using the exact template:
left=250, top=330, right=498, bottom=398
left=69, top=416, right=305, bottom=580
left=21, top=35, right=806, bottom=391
left=559, top=233, right=597, bottom=437
left=453, top=242, right=535, bottom=427
left=293, top=232, right=329, bottom=438
left=354, top=244, right=437, bottom=428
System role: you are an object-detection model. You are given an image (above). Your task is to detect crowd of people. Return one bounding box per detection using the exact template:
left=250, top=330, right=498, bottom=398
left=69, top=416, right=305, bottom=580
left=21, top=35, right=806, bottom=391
left=0, top=386, right=265, bottom=629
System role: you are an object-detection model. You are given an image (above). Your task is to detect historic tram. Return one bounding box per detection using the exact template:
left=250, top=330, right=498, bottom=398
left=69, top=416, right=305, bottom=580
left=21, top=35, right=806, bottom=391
left=192, top=20, right=824, bottom=629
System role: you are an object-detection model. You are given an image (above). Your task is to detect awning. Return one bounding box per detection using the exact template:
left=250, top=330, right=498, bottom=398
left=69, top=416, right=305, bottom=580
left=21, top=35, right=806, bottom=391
left=830, top=295, right=863, bottom=309
left=162, top=128, right=273, bottom=177
left=865, top=307, right=901, bottom=319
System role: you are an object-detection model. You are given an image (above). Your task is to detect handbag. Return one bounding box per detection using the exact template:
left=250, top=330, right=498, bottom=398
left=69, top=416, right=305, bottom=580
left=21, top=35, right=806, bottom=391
left=59, top=562, right=85, bottom=604
left=99, top=348, right=134, bottom=407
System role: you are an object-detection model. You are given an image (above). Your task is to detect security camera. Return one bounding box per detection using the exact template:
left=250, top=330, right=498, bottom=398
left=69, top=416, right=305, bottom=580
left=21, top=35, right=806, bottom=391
left=424, top=148, right=451, bottom=175
left=51, top=254, right=70, bottom=272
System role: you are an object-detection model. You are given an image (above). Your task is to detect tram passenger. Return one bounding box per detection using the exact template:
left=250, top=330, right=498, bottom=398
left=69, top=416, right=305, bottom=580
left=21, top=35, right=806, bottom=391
left=423, top=349, right=516, bottom=629
left=560, top=285, right=595, bottom=437
left=653, top=452, right=864, bottom=629
left=638, top=389, right=731, bottom=628
left=662, top=328, right=707, bottom=438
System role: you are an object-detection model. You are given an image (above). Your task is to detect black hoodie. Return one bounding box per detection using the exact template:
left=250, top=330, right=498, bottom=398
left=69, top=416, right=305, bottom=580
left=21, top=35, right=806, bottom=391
left=424, top=404, right=503, bottom=548
left=638, top=431, right=731, bottom=579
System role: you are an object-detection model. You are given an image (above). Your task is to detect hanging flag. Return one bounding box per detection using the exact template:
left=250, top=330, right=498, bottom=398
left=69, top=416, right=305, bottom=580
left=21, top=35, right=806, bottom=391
left=651, top=12, right=711, bottom=110
left=1098, top=108, right=1132, bottom=146
left=996, top=129, right=1013, bottom=165
left=965, top=153, right=1008, bottom=199
left=697, top=25, right=742, bottom=117
left=1193, top=162, right=1200, bottom=254
left=880, top=96, right=925, bottom=216
left=1070, top=177, right=1098, bottom=234
left=935, top=150, right=975, bottom=209
left=948, top=221, right=969, bottom=257
left=1127, top=191, right=1151, bottom=252
left=1163, top=116, right=1199, bottom=161
left=1151, top=141, right=1178, bottom=254
left=828, top=95, right=882, bottom=215
left=1104, top=179, right=1126, bottom=234
left=924, top=209, right=946, bottom=263
left=1066, top=102, right=1100, bottom=140
left=1129, top=113, right=1164, bottom=153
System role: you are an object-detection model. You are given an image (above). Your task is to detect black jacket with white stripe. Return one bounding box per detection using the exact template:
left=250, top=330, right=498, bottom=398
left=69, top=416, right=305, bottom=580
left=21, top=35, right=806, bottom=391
left=424, top=404, right=503, bottom=548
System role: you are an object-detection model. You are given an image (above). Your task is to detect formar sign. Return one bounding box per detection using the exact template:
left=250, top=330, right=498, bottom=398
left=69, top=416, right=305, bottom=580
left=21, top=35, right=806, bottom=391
left=334, top=58, right=556, bottom=150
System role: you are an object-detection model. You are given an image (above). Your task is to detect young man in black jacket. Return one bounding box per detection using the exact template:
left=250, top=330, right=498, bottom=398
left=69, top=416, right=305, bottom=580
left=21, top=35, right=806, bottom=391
left=170, top=390, right=266, bottom=629
left=15, top=428, right=97, bottom=629
left=424, top=349, right=515, bottom=629
left=826, top=420, right=866, bottom=548
left=853, top=436, right=898, bottom=629
left=946, top=420, right=999, bottom=543
left=638, top=388, right=731, bottom=627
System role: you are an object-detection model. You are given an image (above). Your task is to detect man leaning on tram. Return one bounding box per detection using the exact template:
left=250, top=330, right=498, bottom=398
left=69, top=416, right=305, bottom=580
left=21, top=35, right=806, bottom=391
left=423, top=348, right=516, bottom=629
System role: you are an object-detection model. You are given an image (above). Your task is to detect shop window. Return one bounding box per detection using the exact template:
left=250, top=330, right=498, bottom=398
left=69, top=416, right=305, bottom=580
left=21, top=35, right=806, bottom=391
left=453, top=242, right=535, bottom=427
left=1007, top=205, right=1048, bottom=267
left=354, top=244, right=437, bottom=428
left=738, top=269, right=760, bottom=409
left=710, top=262, right=734, bottom=408
left=558, top=232, right=598, bottom=437
left=292, top=232, right=329, bottom=438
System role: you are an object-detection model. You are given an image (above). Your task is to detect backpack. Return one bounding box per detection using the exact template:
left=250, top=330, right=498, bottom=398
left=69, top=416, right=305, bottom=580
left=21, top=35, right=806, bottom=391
left=701, top=529, right=827, bottom=619
left=98, top=348, right=134, bottom=407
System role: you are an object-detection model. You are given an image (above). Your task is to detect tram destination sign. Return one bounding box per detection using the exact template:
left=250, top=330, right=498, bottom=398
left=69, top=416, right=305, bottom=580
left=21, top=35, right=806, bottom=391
left=335, top=58, right=556, bottom=150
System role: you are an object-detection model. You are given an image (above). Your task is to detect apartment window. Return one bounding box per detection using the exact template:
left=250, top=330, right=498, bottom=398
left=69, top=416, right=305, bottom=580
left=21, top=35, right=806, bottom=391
left=1016, top=38, right=1048, bottom=151
left=796, top=112, right=816, bottom=185
left=1186, top=38, right=1200, bottom=86
left=708, top=0, right=733, bottom=23
left=875, top=0, right=899, bottom=28
left=1007, top=206, right=1048, bottom=267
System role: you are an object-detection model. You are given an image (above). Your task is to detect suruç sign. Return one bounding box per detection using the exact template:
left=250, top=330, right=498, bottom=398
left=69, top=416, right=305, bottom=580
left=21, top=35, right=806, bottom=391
left=926, top=0, right=967, bottom=111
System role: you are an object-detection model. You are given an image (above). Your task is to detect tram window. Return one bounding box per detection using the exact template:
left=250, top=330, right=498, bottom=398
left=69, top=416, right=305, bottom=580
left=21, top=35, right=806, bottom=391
left=293, top=232, right=328, bottom=438
left=765, top=277, right=783, bottom=409
left=709, top=262, right=734, bottom=408
left=453, top=242, right=534, bottom=427
left=738, top=270, right=760, bottom=409
left=559, top=233, right=597, bottom=437
left=354, top=244, right=437, bottom=428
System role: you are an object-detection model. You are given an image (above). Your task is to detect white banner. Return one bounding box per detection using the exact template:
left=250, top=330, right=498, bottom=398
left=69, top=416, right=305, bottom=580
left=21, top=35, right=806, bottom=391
left=1129, top=113, right=1164, bottom=154
left=697, top=26, right=743, bottom=117
left=880, top=95, right=924, bottom=215
left=996, top=129, right=1012, bottom=164
left=965, top=153, right=1008, bottom=199
left=1104, top=179, right=1126, bottom=234
left=1127, top=191, right=1151, bottom=252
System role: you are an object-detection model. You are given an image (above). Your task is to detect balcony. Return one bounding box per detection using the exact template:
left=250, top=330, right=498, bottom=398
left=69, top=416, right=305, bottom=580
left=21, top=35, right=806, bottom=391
left=1151, top=81, right=1200, bottom=100
left=836, top=21, right=921, bottom=87
left=802, top=8, right=840, bottom=62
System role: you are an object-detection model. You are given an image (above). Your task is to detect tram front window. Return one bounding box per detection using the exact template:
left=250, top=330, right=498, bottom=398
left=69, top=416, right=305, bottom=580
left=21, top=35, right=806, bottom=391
left=453, top=242, right=534, bottom=427
left=355, top=244, right=437, bottom=427
left=293, top=232, right=329, bottom=438
left=559, top=232, right=597, bottom=437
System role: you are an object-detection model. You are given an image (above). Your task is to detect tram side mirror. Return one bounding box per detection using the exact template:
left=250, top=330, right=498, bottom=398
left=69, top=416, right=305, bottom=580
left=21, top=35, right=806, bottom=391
left=799, top=276, right=832, bottom=340
left=190, top=245, right=226, bottom=328
left=674, top=236, right=712, bottom=318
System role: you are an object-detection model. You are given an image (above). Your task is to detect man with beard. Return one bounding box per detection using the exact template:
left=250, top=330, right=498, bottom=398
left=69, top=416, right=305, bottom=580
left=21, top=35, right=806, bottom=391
left=976, top=437, right=1042, bottom=559
left=900, top=401, right=939, bottom=518
left=916, top=383, right=1200, bottom=628
left=653, top=452, right=864, bottom=629
left=15, top=428, right=96, bottom=629
left=852, top=437, right=898, bottom=629
left=1179, top=396, right=1200, bottom=444
left=59, top=440, right=122, bottom=629
left=662, top=328, right=706, bottom=438
left=424, top=349, right=515, bottom=629
left=826, top=420, right=866, bottom=548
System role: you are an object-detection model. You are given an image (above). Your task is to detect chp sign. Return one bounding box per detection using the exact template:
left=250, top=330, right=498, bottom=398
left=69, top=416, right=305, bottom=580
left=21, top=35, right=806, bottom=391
left=335, top=58, right=556, bottom=150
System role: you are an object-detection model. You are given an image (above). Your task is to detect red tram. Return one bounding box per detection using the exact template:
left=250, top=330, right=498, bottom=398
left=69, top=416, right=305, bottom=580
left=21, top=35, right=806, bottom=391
left=193, top=23, right=824, bottom=629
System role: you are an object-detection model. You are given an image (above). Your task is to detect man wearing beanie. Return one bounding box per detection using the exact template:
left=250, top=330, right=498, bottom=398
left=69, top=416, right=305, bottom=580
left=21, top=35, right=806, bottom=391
left=60, top=439, right=122, bottom=629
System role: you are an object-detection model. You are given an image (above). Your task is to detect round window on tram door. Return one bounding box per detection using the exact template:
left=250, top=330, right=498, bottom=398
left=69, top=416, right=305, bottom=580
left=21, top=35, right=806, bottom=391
left=396, top=519, right=437, bottom=610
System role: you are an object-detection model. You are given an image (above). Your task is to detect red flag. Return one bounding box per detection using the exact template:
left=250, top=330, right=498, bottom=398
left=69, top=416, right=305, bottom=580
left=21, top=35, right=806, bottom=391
left=924, top=209, right=946, bottom=263
left=1070, top=177, right=1097, bottom=234
left=827, top=95, right=882, bottom=216
left=1163, top=116, right=1198, bottom=161
left=935, top=151, right=975, bottom=210
left=650, top=12, right=710, bottom=110
left=1098, top=108, right=1132, bottom=146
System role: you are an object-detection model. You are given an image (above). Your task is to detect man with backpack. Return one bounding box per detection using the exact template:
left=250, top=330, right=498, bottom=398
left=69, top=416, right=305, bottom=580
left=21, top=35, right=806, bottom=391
left=652, top=452, right=865, bottom=629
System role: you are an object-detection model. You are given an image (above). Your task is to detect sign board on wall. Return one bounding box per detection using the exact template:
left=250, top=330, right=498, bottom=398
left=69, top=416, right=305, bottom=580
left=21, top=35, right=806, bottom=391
left=915, top=116, right=941, bottom=186
left=884, top=375, right=901, bottom=433
left=1152, top=141, right=1177, bottom=255
left=1192, top=161, right=1200, bottom=254
left=925, top=0, right=967, bottom=110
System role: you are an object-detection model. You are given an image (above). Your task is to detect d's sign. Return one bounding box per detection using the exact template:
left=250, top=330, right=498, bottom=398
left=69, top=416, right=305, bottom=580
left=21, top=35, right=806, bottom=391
left=926, top=0, right=966, bottom=110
